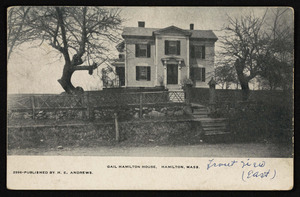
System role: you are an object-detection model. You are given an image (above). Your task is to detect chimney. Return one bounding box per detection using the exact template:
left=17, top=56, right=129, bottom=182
left=138, top=21, right=145, bottom=27
left=190, top=23, right=194, bottom=30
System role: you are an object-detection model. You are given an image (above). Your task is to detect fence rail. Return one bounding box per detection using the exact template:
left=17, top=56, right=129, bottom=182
left=7, top=90, right=186, bottom=120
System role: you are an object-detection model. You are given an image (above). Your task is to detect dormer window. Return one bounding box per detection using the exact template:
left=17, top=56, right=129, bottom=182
left=135, top=44, right=151, bottom=58
left=165, top=40, right=180, bottom=55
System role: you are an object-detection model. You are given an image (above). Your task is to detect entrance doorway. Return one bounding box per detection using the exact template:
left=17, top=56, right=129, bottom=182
left=167, top=64, right=178, bottom=84
left=116, top=67, right=125, bottom=86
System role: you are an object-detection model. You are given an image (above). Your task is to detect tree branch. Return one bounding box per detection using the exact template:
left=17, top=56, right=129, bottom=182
left=72, top=57, right=108, bottom=71
left=55, top=7, right=71, bottom=64
left=7, top=7, right=30, bottom=61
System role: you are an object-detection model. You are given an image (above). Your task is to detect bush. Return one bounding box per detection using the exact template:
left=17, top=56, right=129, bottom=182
left=227, top=101, right=293, bottom=144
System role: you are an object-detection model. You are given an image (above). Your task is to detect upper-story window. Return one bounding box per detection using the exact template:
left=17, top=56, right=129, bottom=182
left=119, top=54, right=125, bottom=60
left=190, top=45, right=205, bottom=59
left=165, top=40, right=180, bottom=55
left=135, top=44, right=151, bottom=58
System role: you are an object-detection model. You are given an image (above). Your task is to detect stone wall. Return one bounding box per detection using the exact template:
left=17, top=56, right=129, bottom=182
left=93, top=105, right=189, bottom=120
left=8, top=121, right=201, bottom=149
left=8, top=105, right=191, bottom=122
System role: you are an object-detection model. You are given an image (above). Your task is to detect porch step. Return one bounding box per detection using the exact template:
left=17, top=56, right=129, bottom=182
left=193, top=114, right=208, bottom=119
left=192, top=111, right=229, bottom=136
left=191, top=103, right=230, bottom=137
left=191, top=103, right=207, bottom=108
left=191, top=103, right=209, bottom=119
left=202, top=122, right=226, bottom=127
left=204, top=130, right=231, bottom=136
left=203, top=124, right=228, bottom=136
left=193, top=118, right=226, bottom=121
left=202, top=125, right=226, bottom=130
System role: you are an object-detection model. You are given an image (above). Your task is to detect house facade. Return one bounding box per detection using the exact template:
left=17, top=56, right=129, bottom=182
left=112, top=22, right=218, bottom=89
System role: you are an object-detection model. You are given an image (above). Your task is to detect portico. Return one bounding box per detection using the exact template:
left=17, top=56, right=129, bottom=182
left=161, top=57, right=185, bottom=88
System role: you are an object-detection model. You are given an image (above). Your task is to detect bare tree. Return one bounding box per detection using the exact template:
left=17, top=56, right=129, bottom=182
left=259, top=8, right=293, bottom=90
left=220, top=11, right=268, bottom=99
left=7, top=7, right=31, bottom=62
left=220, top=8, right=293, bottom=99
left=7, top=6, right=122, bottom=94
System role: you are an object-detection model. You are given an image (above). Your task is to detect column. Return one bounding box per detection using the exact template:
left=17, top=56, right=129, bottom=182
left=187, top=38, right=190, bottom=79
left=155, top=37, right=158, bottom=86
left=163, top=60, right=167, bottom=86
left=178, top=61, right=181, bottom=85
left=124, top=42, right=128, bottom=87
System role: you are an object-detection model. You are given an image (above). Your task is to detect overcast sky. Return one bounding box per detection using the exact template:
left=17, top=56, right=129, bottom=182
left=7, top=7, right=293, bottom=94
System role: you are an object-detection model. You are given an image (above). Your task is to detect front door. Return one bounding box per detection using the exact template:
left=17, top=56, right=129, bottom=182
left=116, top=67, right=125, bottom=86
left=167, top=64, right=178, bottom=84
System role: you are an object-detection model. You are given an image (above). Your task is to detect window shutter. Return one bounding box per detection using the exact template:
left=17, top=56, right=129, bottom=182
left=176, top=41, right=180, bottom=55
left=136, top=66, right=139, bottom=81
left=202, top=68, right=206, bottom=82
left=193, top=68, right=200, bottom=80
left=190, top=67, right=195, bottom=80
left=190, top=45, right=195, bottom=58
left=147, top=44, right=151, bottom=58
left=165, top=40, right=169, bottom=55
left=202, top=46, right=205, bottom=59
left=147, top=66, right=151, bottom=81
left=135, top=44, right=139, bottom=57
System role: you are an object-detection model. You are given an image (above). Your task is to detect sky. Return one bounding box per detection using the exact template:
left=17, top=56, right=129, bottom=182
left=7, top=7, right=293, bottom=94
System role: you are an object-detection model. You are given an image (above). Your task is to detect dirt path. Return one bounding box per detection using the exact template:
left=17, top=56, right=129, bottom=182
left=8, top=143, right=293, bottom=157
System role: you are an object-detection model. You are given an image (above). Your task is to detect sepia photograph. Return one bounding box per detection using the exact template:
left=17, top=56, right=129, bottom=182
left=7, top=6, right=294, bottom=190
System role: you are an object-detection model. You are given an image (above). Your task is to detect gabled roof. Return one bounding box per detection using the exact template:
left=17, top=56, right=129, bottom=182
left=153, top=25, right=192, bottom=36
left=122, top=25, right=218, bottom=40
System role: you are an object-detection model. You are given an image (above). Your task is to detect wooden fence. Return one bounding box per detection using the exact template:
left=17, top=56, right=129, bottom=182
left=7, top=91, right=186, bottom=120
left=191, top=88, right=293, bottom=105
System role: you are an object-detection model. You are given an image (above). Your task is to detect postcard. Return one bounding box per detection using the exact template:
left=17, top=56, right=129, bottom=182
left=7, top=6, right=294, bottom=190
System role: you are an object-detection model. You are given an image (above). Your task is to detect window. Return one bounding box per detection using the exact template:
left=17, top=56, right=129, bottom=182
left=135, top=44, right=151, bottom=58
left=191, top=67, right=206, bottom=82
left=119, top=54, right=125, bottom=60
left=190, top=45, right=205, bottom=59
left=165, top=40, right=180, bottom=55
left=136, top=66, right=151, bottom=81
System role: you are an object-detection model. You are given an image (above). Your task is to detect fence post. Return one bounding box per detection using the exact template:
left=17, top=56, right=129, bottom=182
left=81, top=94, right=86, bottom=119
left=208, top=78, right=217, bottom=112
left=114, top=113, right=119, bottom=142
left=30, top=96, right=35, bottom=119
left=184, top=85, right=192, bottom=105
left=83, top=93, right=89, bottom=119
left=84, top=92, right=94, bottom=120
left=139, top=93, right=143, bottom=118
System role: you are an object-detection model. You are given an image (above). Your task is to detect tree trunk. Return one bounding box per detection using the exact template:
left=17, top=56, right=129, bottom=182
left=236, top=75, right=250, bottom=101
left=240, top=80, right=250, bottom=101
left=58, top=63, right=77, bottom=94
left=235, top=58, right=250, bottom=101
